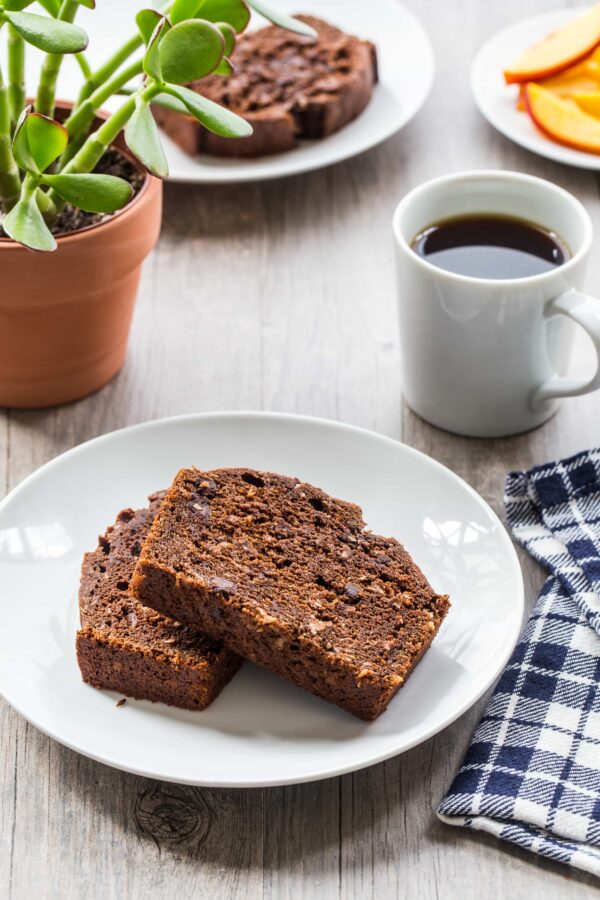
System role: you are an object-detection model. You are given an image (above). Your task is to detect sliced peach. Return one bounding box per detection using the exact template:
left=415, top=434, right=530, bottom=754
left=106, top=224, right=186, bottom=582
left=516, top=50, right=600, bottom=111
left=504, top=3, right=600, bottom=84
left=573, top=91, right=600, bottom=117
left=539, top=46, right=600, bottom=94
left=524, top=82, right=600, bottom=153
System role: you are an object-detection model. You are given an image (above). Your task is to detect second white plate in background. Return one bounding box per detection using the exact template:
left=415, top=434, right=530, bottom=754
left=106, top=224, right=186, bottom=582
left=471, top=8, right=600, bottom=171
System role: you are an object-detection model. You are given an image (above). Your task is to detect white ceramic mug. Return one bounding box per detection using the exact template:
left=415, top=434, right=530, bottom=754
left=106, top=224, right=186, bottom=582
left=392, top=170, right=600, bottom=438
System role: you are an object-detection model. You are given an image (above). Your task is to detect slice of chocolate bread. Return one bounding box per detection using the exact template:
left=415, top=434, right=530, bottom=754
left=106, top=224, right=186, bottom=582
left=131, top=470, right=449, bottom=720
left=152, top=15, right=378, bottom=157
left=76, top=493, right=241, bottom=710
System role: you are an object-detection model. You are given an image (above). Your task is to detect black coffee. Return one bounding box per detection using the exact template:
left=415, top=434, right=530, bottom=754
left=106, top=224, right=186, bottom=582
left=411, top=214, right=570, bottom=279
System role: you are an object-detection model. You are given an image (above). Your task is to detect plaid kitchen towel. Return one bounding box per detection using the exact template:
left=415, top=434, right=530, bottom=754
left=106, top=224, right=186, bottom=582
left=438, top=448, right=600, bottom=877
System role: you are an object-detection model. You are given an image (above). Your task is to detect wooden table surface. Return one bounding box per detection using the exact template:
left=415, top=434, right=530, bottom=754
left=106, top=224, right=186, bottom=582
left=2, top=0, right=600, bottom=896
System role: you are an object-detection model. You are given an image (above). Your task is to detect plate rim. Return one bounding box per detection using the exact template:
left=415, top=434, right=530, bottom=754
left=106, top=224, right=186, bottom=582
left=470, top=6, right=600, bottom=171
left=0, top=411, right=525, bottom=787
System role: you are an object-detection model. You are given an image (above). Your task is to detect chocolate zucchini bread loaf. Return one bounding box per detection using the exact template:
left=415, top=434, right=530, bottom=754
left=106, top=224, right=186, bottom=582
left=131, top=470, right=449, bottom=720
left=152, top=15, right=378, bottom=157
left=76, top=494, right=241, bottom=710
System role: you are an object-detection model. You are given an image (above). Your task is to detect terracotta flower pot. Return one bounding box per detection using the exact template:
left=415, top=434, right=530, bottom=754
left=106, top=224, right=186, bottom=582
left=0, top=114, right=162, bottom=409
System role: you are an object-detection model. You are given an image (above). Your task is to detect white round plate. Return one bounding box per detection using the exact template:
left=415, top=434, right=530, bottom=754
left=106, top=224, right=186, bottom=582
left=0, top=412, right=523, bottom=787
left=18, top=0, right=434, bottom=183
left=471, top=8, right=600, bottom=170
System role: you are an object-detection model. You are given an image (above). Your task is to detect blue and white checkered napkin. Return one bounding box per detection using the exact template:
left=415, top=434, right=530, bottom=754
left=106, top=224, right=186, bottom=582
left=438, top=448, right=600, bottom=877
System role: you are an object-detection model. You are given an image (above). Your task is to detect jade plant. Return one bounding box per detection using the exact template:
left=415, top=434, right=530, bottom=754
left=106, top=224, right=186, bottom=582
left=0, top=0, right=314, bottom=251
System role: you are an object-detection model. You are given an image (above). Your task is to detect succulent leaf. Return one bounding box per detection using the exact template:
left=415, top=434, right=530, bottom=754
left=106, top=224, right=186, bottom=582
left=143, top=16, right=169, bottom=81
left=151, top=92, right=189, bottom=114
left=195, top=0, right=250, bottom=33
left=136, top=8, right=164, bottom=45
left=158, top=20, right=225, bottom=84
left=36, top=0, right=60, bottom=13
left=2, top=193, right=57, bottom=252
left=27, top=114, right=69, bottom=172
left=41, top=174, right=133, bottom=213
left=216, top=21, right=236, bottom=55
left=4, top=11, right=89, bottom=54
left=213, top=57, right=234, bottom=76
left=124, top=98, right=169, bottom=178
left=165, top=83, right=252, bottom=137
left=3, top=1, right=36, bottom=11
left=246, top=0, right=316, bottom=37
left=170, top=0, right=204, bottom=25
left=12, top=106, right=38, bottom=173
left=13, top=109, right=68, bottom=174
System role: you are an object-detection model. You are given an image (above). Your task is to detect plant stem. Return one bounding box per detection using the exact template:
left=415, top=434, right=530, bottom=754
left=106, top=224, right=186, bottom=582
left=74, top=0, right=172, bottom=108
left=36, top=186, right=57, bottom=220
left=35, top=0, right=80, bottom=118
left=75, top=53, right=92, bottom=80
left=58, top=60, right=143, bottom=170
left=85, top=34, right=143, bottom=97
left=22, top=172, right=38, bottom=202
left=64, top=0, right=172, bottom=164
left=0, top=63, right=22, bottom=213
left=58, top=58, right=143, bottom=169
left=47, top=83, right=161, bottom=213
left=7, top=26, right=25, bottom=125
left=37, top=0, right=60, bottom=16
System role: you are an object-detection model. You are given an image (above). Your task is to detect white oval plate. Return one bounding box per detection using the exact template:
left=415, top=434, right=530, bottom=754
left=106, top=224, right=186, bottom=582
left=471, top=8, right=600, bottom=170
left=19, top=0, right=434, bottom=183
left=0, top=412, right=523, bottom=787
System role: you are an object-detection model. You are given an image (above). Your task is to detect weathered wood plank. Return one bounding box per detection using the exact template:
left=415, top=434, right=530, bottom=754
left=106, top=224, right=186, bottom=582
left=263, top=782, right=341, bottom=900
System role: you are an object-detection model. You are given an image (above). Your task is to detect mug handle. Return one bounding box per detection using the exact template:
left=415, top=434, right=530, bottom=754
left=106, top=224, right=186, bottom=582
left=532, top=290, right=600, bottom=409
